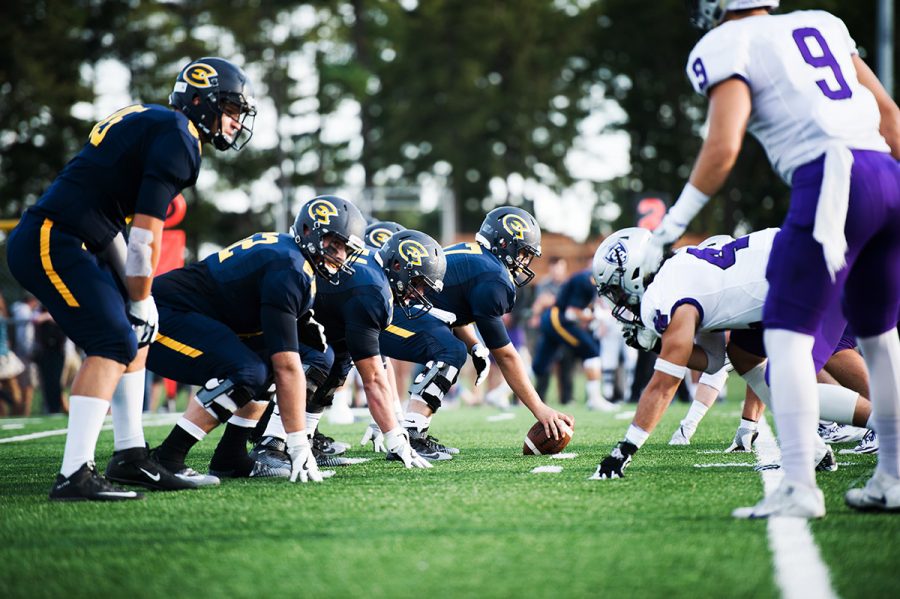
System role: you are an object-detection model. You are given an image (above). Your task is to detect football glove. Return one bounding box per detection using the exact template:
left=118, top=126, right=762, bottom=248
left=724, top=425, right=759, bottom=453
left=383, top=427, right=433, bottom=469
left=128, top=296, right=159, bottom=348
left=360, top=422, right=386, bottom=453
left=298, top=310, right=327, bottom=353
left=286, top=433, right=324, bottom=483
left=623, top=324, right=661, bottom=353
left=469, top=343, right=490, bottom=387
left=589, top=441, right=638, bottom=480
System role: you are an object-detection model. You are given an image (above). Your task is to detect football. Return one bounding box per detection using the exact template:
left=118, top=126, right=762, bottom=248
left=523, top=421, right=574, bottom=455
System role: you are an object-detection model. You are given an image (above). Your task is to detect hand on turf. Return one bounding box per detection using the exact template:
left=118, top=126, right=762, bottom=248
left=589, top=441, right=637, bottom=480
left=360, top=422, right=386, bottom=453
left=286, top=433, right=324, bottom=483
left=469, top=343, right=491, bottom=387
left=383, top=427, right=432, bottom=469
left=128, top=296, right=159, bottom=347
left=724, top=426, right=758, bottom=453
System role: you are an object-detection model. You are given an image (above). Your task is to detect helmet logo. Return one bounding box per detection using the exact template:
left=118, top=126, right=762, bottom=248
left=308, top=199, right=339, bottom=225
left=604, top=241, right=628, bottom=266
left=185, top=63, right=218, bottom=88
left=368, top=228, right=393, bottom=247
left=398, top=240, right=429, bottom=267
left=501, top=214, right=530, bottom=240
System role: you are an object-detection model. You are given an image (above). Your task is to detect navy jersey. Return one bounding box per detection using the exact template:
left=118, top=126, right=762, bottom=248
left=29, top=104, right=202, bottom=253
left=554, top=270, right=595, bottom=311
left=314, top=248, right=393, bottom=361
left=153, top=233, right=315, bottom=354
left=425, top=241, right=516, bottom=349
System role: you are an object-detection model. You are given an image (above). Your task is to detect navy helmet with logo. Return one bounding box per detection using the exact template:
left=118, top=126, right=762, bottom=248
left=169, top=57, right=257, bottom=151
left=376, top=230, right=446, bottom=319
left=291, top=195, right=366, bottom=284
left=592, top=227, right=654, bottom=325
left=365, top=220, right=406, bottom=249
left=476, top=206, right=542, bottom=287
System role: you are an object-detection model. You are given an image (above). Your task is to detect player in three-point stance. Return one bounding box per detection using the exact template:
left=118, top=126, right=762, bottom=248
left=6, top=57, right=257, bottom=501
left=642, top=1, right=900, bottom=517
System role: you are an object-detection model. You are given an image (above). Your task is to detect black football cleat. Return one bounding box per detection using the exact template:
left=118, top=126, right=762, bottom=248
left=50, top=461, right=144, bottom=502
left=105, top=445, right=197, bottom=491
left=391, top=428, right=452, bottom=462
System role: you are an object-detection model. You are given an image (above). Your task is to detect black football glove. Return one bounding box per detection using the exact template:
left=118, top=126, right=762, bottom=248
left=297, top=310, right=327, bottom=353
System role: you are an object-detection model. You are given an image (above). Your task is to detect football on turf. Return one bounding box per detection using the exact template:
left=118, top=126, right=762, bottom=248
left=523, top=421, right=574, bottom=455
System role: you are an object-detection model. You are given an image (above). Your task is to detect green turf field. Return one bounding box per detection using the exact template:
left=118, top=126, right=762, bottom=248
left=1, top=383, right=897, bottom=599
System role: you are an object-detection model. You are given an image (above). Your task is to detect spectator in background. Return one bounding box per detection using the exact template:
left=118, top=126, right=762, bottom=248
left=32, top=306, right=68, bottom=414
left=10, top=294, right=39, bottom=415
left=528, top=257, right=577, bottom=404
left=0, top=293, right=26, bottom=415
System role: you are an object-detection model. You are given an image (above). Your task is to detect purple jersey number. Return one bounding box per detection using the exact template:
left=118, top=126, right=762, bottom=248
left=686, top=236, right=750, bottom=270
left=792, top=27, right=852, bottom=100
left=692, top=57, right=709, bottom=91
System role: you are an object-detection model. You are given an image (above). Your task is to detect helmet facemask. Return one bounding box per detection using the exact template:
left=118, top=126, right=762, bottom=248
left=293, top=225, right=364, bottom=285
left=499, top=240, right=540, bottom=288
left=395, top=273, right=443, bottom=320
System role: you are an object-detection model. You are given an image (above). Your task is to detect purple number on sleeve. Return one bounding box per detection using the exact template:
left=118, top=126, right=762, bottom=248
left=792, top=27, right=852, bottom=100
left=686, top=236, right=750, bottom=270
left=692, top=57, right=709, bottom=91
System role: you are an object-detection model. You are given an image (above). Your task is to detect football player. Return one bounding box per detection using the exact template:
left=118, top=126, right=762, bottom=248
left=250, top=229, right=446, bottom=471
left=365, top=220, right=406, bottom=249
left=379, top=207, right=575, bottom=459
left=532, top=268, right=615, bottom=412
left=147, top=195, right=366, bottom=484
left=590, top=228, right=873, bottom=482
left=6, top=57, right=256, bottom=501
left=642, top=1, right=900, bottom=517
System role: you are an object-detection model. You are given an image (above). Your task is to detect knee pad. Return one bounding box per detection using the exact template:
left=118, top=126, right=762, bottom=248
left=309, top=370, right=348, bottom=412
left=305, top=364, right=333, bottom=413
left=409, top=360, right=459, bottom=413
left=195, top=378, right=254, bottom=423
left=695, top=331, right=727, bottom=374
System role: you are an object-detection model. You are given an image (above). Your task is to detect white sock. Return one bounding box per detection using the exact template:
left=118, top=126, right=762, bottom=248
left=263, top=404, right=286, bottom=440
left=177, top=417, right=207, bottom=441
left=402, top=410, right=431, bottom=432
left=765, top=329, right=818, bottom=489
left=227, top=415, right=258, bottom=429
left=111, top=370, right=147, bottom=451
left=305, top=411, right=322, bottom=433
left=817, top=383, right=858, bottom=425
left=625, top=423, right=650, bottom=448
left=681, top=400, right=709, bottom=431
left=61, top=396, right=110, bottom=477
left=858, top=331, right=900, bottom=479
left=586, top=379, right=603, bottom=404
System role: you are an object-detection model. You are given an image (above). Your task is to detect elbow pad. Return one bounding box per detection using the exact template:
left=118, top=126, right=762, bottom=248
left=125, top=226, right=155, bottom=277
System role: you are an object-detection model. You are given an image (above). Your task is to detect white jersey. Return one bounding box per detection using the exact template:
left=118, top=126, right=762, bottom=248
left=640, top=228, right=778, bottom=339
left=686, top=11, right=889, bottom=183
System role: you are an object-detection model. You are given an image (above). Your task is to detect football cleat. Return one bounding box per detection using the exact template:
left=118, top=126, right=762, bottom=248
left=839, top=429, right=878, bottom=455
left=814, top=443, right=838, bottom=473
left=587, top=396, right=618, bottom=413
left=50, top=461, right=143, bottom=501
left=148, top=448, right=219, bottom=487
left=422, top=430, right=459, bottom=455
left=668, top=425, right=694, bottom=446
left=312, top=430, right=350, bottom=456
left=845, top=470, right=900, bottom=512
left=391, top=428, right=452, bottom=461
left=105, top=445, right=196, bottom=491
left=732, top=481, right=825, bottom=519
left=818, top=421, right=867, bottom=444
left=209, top=446, right=290, bottom=478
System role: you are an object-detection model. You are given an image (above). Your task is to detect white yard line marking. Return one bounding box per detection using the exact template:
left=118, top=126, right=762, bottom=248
left=0, top=412, right=183, bottom=444
left=693, top=462, right=754, bottom=468
left=486, top=413, right=516, bottom=422
left=754, top=419, right=839, bottom=599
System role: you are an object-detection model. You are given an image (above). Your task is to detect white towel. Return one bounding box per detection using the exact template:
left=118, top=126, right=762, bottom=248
left=812, top=144, right=854, bottom=281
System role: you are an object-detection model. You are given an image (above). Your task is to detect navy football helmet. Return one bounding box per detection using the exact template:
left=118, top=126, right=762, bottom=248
left=376, top=230, right=446, bottom=319
left=476, top=206, right=542, bottom=287
left=365, top=221, right=406, bottom=249
left=169, top=57, right=257, bottom=151
left=291, top=196, right=366, bottom=284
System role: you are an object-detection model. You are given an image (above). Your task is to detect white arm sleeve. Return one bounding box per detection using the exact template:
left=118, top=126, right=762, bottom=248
left=125, top=226, right=155, bottom=278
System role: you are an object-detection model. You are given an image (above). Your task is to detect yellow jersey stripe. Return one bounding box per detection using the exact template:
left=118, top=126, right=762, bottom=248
left=385, top=324, right=415, bottom=339
left=39, top=219, right=80, bottom=308
left=550, top=307, right=579, bottom=347
left=156, top=333, right=204, bottom=358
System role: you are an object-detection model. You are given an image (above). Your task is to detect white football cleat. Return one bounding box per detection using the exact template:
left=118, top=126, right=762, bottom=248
left=818, top=421, right=867, bottom=444
left=845, top=470, right=900, bottom=512
left=668, top=425, right=693, bottom=446
left=587, top=396, right=617, bottom=413
left=732, top=481, right=825, bottom=519
left=839, top=429, right=878, bottom=455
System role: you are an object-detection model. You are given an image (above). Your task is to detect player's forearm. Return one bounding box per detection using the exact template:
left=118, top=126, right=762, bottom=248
left=357, top=356, right=398, bottom=432
left=688, top=139, right=741, bottom=197
left=272, top=351, right=307, bottom=434
left=632, top=373, right=683, bottom=433
left=853, top=54, right=900, bottom=158
left=492, top=345, right=544, bottom=415
left=452, top=324, right=479, bottom=350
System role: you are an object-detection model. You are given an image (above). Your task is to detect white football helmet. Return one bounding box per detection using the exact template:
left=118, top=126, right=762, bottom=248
left=688, top=0, right=779, bottom=30
left=592, top=227, right=654, bottom=325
